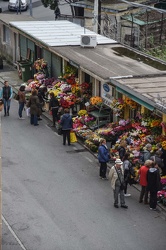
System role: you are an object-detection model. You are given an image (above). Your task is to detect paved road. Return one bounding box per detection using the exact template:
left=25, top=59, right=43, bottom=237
left=0, top=64, right=166, bottom=250
left=0, top=0, right=71, bottom=20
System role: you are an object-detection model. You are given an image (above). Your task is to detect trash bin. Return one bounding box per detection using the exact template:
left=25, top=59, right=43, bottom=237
left=19, top=61, right=32, bottom=82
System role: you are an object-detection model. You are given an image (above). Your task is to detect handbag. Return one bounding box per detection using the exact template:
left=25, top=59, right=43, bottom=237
left=115, top=166, right=125, bottom=190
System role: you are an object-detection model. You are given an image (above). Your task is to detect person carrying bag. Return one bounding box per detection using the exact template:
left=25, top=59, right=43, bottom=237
left=109, top=159, right=128, bottom=209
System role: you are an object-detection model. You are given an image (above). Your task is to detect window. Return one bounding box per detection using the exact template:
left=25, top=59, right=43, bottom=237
left=3, top=25, right=10, bottom=44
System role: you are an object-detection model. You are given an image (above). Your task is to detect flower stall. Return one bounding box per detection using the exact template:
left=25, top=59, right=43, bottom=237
left=157, top=176, right=166, bottom=206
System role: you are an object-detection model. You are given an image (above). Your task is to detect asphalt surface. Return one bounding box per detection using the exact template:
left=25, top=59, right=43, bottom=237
left=0, top=61, right=166, bottom=250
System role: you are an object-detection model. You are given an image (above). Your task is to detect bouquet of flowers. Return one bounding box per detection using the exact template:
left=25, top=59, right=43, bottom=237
left=90, top=96, right=103, bottom=106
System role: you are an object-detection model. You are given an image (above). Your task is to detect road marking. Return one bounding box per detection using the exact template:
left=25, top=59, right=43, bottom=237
left=2, top=215, right=27, bottom=250
left=84, top=156, right=93, bottom=163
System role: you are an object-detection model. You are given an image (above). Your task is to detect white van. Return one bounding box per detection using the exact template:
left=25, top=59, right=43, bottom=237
left=8, top=0, right=29, bottom=11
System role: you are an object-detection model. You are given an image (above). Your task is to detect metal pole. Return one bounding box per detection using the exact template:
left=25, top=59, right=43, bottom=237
left=29, top=0, right=33, bottom=17
left=93, top=0, right=98, bottom=33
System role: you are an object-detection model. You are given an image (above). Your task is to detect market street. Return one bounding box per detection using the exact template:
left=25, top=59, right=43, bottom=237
left=0, top=66, right=166, bottom=250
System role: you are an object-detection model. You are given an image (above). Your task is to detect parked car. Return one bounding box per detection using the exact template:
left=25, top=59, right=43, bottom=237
left=8, top=0, right=28, bottom=11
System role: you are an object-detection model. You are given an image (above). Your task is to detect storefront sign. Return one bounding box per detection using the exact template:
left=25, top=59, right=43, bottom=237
left=101, top=82, right=113, bottom=107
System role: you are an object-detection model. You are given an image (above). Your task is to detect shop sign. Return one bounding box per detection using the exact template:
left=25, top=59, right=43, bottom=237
left=69, top=60, right=80, bottom=68
left=101, top=82, right=114, bottom=107
left=154, top=94, right=166, bottom=114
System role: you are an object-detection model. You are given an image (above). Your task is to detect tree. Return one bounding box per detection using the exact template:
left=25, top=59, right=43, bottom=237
left=41, top=0, right=78, bottom=16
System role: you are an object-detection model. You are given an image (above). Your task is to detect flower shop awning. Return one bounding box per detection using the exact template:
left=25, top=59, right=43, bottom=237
left=116, top=86, right=154, bottom=111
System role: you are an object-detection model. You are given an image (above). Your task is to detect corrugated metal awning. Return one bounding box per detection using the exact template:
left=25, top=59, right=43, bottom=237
left=9, top=20, right=117, bottom=47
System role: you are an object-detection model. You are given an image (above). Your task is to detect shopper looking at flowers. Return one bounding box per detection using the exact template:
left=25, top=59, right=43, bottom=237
left=147, top=162, right=161, bottom=211
left=18, top=85, right=26, bottom=119
left=60, top=108, right=73, bottom=145
left=27, top=89, right=40, bottom=126
left=123, top=152, right=135, bottom=197
left=138, top=160, right=152, bottom=204
left=118, top=140, right=127, bottom=160
left=98, top=139, right=110, bottom=180
left=49, top=92, right=59, bottom=127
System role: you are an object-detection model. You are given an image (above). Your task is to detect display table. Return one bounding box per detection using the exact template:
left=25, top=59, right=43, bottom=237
left=89, top=110, right=111, bottom=129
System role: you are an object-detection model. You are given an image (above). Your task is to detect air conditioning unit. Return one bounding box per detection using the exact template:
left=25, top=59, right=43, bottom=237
left=80, top=35, right=97, bottom=48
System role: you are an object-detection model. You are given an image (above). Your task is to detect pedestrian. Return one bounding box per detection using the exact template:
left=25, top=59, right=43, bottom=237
left=118, top=140, right=127, bottom=160
left=27, top=89, right=40, bottom=126
left=1, top=80, right=13, bottom=116
left=49, top=92, right=59, bottom=127
left=139, top=143, right=152, bottom=164
left=38, top=86, right=48, bottom=112
left=123, top=152, right=135, bottom=197
left=16, top=0, right=22, bottom=14
left=18, top=85, right=26, bottom=119
left=147, top=162, right=161, bottom=211
left=98, top=138, right=110, bottom=180
left=60, top=108, right=73, bottom=145
left=150, top=150, right=164, bottom=175
left=54, top=6, right=60, bottom=20
left=138, top=159, right=152, bottom=204
left=109, top=158, right=128, bottom=209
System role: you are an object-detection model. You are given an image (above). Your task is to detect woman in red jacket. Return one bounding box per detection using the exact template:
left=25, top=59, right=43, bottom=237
left=138, top=160, right=152, bottom=204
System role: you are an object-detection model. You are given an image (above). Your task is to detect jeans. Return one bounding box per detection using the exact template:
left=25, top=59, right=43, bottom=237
left=3, top=99, right=11, bottom=115
left=62, top=130, right=70, bottom=145
left=114, top=183, right=125, bottom=206
left=99, top=162, right=107, bottom=178
left=18, top=102, right=24, bottom=118
left=16, top=7, right=21, bottom=14
left=30, top=114, right=38, bottom=126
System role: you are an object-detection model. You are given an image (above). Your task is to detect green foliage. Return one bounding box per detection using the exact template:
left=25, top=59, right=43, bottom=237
left=41, top=0, right=58, bottom=10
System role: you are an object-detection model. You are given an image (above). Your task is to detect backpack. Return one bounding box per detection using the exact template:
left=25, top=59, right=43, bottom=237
left=15, top=93, right=19, bottom=101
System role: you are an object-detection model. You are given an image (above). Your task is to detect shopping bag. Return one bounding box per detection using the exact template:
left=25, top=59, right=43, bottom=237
left=26, top=107, right=30, bottom=117
left=70, top=131, right=77, bottom=143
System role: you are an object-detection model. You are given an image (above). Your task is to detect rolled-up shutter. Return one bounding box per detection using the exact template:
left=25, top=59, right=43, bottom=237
left=51, top=54, right=62, bottom=78
left=42, top=49, right=51, bottom=77
left=20, top=35, right=27, bottom=59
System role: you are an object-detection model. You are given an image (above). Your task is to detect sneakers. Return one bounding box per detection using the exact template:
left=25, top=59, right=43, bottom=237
left=121, top=205, right=128, bottom=209
left=150, top=207, right=156, bottom=211
left=19, top=117, right=25, bottom=120
left=114, top=204, right=119, bottom=208
left=124, top=194, right=131, bottom=197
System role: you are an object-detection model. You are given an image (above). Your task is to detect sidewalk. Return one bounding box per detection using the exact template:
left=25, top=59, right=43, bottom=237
left=1, top=61, right=166, bottom=220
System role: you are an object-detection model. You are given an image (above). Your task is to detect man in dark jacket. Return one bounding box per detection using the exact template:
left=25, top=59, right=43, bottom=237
left=147, top=162, right=161, bottom=210
left=1, top=81, right=13, bottom=116
left=98, top=138, right=110, bottom=180
left=60, top=108, right=73, bottom=145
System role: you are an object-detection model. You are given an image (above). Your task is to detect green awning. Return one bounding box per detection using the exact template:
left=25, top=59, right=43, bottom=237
left=116, top=87, right=154, bottom=111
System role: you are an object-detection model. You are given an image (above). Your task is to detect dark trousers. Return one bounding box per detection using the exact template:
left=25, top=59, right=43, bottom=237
left=99, top=162, right=107, bottom=178
left=30, top=114, right=38, bottom=126
left=62, top=130, right=70, bottom=145
left=139, top=186, right=149, bottom=203
left=52, top=107, right=58, bottom=126
left=149, top=190, right=157, bottom=209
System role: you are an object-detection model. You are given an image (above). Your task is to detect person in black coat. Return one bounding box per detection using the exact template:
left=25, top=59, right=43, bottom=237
left=147, top=162, right=161, bottom=210
left=118, top=140, right=127, bottom=160
left=49, top=92, right=59, bottom=127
